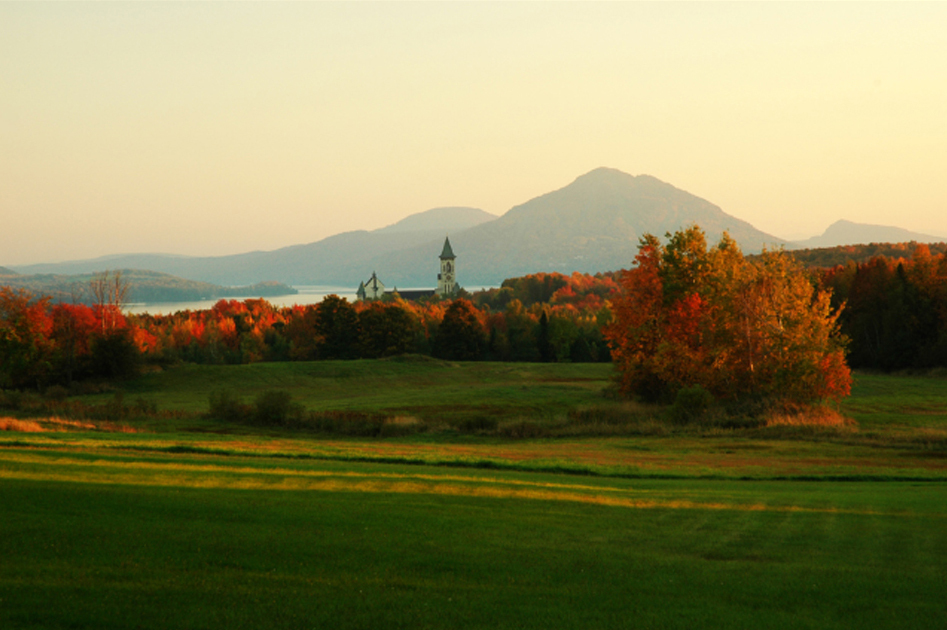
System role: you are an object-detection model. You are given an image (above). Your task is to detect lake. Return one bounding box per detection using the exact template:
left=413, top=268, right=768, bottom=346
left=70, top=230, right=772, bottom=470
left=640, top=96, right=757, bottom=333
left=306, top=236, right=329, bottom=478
left=126, top=285, right=496, bottom=315
left=126, top=286, right=358, bottom=315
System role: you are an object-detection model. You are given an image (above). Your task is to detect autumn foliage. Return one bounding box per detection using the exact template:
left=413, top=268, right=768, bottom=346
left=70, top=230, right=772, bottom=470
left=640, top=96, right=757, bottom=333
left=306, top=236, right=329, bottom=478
left=605, top=227, right=852, bottom=405
left=819, top=244, right=947, bottom=370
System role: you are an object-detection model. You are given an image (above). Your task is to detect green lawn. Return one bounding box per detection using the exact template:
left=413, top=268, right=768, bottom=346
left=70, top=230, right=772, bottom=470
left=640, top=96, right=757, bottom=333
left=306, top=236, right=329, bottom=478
left=1, top=449, right=945, bottom=630
left=2, top=361, right=946, bottom=628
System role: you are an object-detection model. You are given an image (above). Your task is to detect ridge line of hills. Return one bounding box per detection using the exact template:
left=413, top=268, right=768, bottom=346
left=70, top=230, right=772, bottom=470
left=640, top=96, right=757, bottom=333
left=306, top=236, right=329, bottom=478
left=7, top=168, right=946, bottom=292
left=0, top=268, right=297, bottom=307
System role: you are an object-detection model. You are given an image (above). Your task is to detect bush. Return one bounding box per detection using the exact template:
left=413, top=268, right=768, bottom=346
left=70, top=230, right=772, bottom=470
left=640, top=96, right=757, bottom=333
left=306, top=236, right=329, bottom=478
left=457, top=415, right=499, bottom=434
left=310, top=411, right=386, bottom=436
left=44, top=385, right=69, bottom=401
left=208, top=389, right=252, bottom=423
left=668, top=385, right=715, bottom=424
left=498, top=420, right=548, bottom=439
left=253, top=390, right=304, bottom=426
left=132, top=396, right=158, bottom=416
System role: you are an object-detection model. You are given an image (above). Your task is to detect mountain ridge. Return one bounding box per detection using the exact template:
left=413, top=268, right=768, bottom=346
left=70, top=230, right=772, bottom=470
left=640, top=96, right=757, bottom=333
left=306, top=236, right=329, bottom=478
left=11, top=168, right=938, bottom=290
left=791, top=219, right=947, bottom=249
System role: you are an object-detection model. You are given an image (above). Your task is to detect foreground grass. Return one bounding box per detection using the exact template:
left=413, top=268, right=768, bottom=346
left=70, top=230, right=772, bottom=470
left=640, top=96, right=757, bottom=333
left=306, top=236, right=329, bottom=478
left=2, top=362, right=947, bottom=627
left=1, top=447, right=945, bottom=630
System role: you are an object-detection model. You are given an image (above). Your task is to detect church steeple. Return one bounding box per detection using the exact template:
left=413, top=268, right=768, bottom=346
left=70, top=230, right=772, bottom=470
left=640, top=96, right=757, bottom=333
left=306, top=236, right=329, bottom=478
left=437, top=236, right=457, bottom=297
left=439, top=236, right=455, bottom=260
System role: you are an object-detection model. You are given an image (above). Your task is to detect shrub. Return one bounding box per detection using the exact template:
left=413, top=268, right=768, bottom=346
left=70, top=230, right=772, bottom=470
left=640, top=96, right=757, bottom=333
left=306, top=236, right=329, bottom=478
left=132, top=396, right=158, bottom=416
left=253, top=390, right=304, bottom=426
left=668, top=385, right=715, bottom=424
left=310, top=411, right=386, bottom=436
left=208, top=389, right=252, bottom=423
left=457, top=415, right=499, bottom=434
left=498, top=420, right=548, bottom=439
left=44, top=385, right=69, bottom=401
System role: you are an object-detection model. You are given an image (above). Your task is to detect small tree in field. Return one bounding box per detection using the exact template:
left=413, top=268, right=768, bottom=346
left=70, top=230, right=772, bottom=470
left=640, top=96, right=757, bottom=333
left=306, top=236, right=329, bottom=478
left=605, top=226, right=851, bottom=406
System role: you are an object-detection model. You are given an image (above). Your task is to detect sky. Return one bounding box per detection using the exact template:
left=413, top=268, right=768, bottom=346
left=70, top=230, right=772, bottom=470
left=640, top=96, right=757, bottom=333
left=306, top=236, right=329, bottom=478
left=2, top=2, right=946, bottom=266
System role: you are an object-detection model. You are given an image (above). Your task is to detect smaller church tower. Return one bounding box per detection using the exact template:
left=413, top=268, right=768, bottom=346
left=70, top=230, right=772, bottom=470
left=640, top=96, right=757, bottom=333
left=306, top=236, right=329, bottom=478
left=436, top=236, right=457, bottom=297
left=358, top=271, right=385, bottom=301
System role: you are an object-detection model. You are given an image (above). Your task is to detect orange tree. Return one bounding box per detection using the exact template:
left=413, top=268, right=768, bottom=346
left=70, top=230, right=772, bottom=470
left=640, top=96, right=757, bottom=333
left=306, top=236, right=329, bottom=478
left=0, top=288, right=54, bottom=389
left=605, top=226, right=851, bottom=405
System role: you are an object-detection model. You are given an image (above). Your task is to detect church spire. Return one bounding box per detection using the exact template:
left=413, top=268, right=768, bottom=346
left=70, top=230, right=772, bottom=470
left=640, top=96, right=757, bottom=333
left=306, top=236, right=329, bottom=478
left=439, top=236, right=455, bottom=260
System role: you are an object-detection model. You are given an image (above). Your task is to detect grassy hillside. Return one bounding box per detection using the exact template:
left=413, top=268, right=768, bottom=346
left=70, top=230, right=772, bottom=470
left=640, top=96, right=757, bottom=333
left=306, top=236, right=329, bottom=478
left=2, top=363, right=946, bottom=628
left=2, top=447, right=945, bottom=629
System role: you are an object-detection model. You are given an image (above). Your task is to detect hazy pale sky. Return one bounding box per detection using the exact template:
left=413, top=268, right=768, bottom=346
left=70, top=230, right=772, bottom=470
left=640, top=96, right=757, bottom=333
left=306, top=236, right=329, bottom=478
left=3, top=2, right=946, bottom=265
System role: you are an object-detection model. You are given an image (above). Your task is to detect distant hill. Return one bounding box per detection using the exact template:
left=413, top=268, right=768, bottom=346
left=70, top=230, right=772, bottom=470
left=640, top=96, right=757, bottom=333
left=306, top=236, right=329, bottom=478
left=784, top=242, right=947, bottom=269
left=11, top=206, right=498, bottom=286
left=363, top=168, right=785, bottom=286
left=791, top=220, right=947, bottom=249
left=0, top=270, right=296, bottom=305
left=0, top=266, right=17, bottom=276
left=374, top=207, right=497, bottom=234
left=10, top=169, right=785, bottom=288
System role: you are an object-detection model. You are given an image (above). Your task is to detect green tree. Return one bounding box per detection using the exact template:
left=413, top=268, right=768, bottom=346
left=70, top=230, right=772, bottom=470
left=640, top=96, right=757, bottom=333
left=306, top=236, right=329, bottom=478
left=357, top=302, right=417, bottom=358
left=314, top=295, right=359, bottom=359
left=434, top=299, right=487, bottom=361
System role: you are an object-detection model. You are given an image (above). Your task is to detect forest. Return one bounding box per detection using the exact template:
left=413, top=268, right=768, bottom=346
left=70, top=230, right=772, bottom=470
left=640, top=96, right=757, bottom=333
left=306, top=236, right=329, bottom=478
left=3, top=238, right=947, bottom=392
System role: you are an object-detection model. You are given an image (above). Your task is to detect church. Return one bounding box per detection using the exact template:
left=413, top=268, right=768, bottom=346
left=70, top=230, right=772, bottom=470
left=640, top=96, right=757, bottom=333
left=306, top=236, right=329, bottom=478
left=356, top=237, right=458, bottom=301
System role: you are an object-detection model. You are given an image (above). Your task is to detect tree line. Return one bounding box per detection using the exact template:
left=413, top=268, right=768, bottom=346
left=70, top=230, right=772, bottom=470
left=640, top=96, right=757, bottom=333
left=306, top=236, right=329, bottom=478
left=819, top=244, right=947, bottom=370
left=1, top=271, right=615, bottom=390
left=5, top=238, right=947, bottom=395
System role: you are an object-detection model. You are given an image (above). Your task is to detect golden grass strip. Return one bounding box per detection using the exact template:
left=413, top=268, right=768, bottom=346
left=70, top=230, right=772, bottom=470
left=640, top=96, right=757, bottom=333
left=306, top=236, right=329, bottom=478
left=0, top=454, right=930, bottom=518
left=0, top=416, right=137, bottom=433
left=765, top=407, right=855, bottom=427
left=0, top=467, right=892, bottom=515
left=0, top=418, right=46, bottom=432
left=0, top=451, right=634, bottom=494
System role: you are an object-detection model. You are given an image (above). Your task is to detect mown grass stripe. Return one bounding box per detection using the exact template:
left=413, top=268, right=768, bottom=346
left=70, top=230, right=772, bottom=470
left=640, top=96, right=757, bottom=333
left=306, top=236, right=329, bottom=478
left=2, top=458, right=940, bottom=518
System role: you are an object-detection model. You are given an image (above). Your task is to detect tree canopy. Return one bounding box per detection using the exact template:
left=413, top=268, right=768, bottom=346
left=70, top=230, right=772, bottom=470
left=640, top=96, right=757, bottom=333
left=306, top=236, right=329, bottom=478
left=605, top=226, right=851, bottom=405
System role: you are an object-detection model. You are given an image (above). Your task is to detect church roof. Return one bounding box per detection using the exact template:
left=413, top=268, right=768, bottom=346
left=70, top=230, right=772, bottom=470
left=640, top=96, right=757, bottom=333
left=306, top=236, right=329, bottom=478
left=439, top=236, right=456, bottom=260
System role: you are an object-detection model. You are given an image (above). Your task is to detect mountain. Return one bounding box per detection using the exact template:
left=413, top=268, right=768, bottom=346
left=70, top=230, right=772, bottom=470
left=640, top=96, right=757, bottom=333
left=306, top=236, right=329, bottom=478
left=11, top=207, right=498, bottom=286
left=11, top=169, right=783, bottom=289
left=374, top=207, right=497, bottom=234
left=0, top=266, right=17, bottom=276
left=362, top=168, right=785, bottom=286
left=791, top=220, right=947, bottom=249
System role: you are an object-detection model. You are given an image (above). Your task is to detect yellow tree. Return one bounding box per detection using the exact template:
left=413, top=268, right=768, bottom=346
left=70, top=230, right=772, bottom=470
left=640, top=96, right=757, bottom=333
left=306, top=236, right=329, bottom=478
left=605, top=226, right=851, bottom=405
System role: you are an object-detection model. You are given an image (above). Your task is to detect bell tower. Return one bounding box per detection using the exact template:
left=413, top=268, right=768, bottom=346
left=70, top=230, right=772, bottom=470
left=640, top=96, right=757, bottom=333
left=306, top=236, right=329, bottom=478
left=436, top=236, right=456, bottom=297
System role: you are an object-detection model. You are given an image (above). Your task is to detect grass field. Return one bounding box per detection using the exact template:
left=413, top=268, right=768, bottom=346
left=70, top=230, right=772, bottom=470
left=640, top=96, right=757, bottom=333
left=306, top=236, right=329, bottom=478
left=2, top=361, right=946, bottom=628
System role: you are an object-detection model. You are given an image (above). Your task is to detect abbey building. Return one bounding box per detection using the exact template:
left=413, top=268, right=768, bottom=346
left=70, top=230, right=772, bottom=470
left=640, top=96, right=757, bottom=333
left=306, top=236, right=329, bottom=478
left=357, top=237, right=459, bottom=301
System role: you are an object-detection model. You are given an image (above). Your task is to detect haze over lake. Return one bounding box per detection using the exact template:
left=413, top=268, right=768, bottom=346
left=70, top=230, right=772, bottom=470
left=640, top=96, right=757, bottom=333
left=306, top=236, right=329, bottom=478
left=126, top=285, right=497, bottom=315
left=125, top=286, right=354, bottom=316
